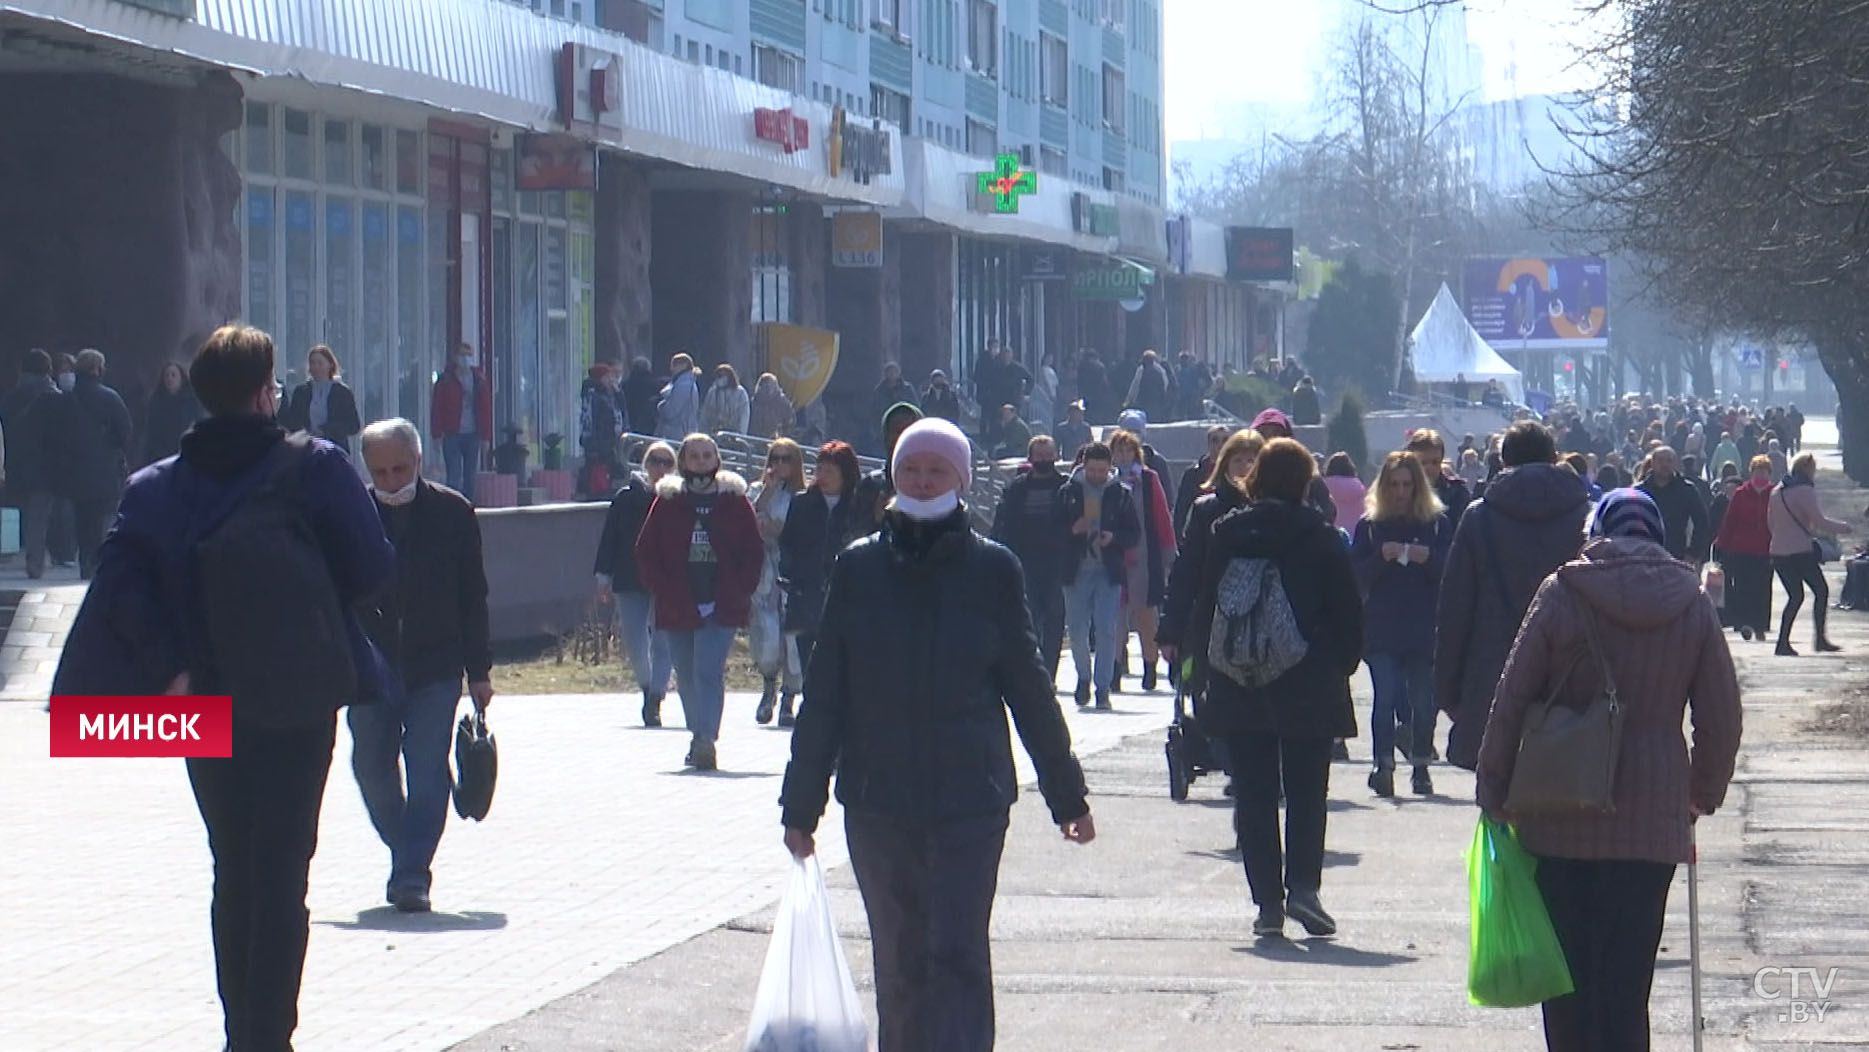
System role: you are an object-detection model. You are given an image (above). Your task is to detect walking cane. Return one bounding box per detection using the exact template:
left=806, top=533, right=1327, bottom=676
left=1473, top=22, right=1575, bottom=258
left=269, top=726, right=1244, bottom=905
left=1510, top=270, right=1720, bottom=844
left=1689, top=821, right=1704, bottom=1052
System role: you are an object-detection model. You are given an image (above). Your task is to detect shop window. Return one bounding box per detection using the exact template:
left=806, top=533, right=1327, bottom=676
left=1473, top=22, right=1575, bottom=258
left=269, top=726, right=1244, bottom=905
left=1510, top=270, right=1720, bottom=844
left=282, top=110, right=314, bottom=181
left=323, top=120, right=353, bottom=185
left=397, top=130, right=423, bottom=195
left=361, top=124, right=388, bottom=190
left=245, top=188, right=276, bottom=332
left=396, top=206, right=426, bottom=423
left=325, top=199, right=355, bottom=379
left=359, top=203, right=393, bottom=427
left=282, top=192, right=316, bottom=377
left=244, top=103, right=273, bottom=174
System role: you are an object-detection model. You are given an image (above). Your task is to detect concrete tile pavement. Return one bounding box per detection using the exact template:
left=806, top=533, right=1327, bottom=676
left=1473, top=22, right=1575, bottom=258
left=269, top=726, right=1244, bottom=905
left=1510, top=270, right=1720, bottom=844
left=0, top=560, right=87, bottom=703
left=0, top=670, right=1177, bottom=1052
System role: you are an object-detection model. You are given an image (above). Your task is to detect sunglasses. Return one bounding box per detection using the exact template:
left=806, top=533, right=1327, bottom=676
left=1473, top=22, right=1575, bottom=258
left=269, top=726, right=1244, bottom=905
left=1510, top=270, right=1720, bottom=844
left=646, top=457, right=674, bottom=469
left=769, top=455, right=798, bottom=464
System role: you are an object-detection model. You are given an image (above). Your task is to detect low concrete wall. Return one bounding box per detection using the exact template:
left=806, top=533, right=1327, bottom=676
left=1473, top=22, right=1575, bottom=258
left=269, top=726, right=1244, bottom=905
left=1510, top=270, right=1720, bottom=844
left=479, top=502, right=609, bottom=645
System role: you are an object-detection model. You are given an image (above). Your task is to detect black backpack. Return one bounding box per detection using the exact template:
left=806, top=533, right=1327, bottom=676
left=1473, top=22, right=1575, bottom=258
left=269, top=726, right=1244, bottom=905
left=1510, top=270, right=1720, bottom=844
left=193, top=434, right=357, bottom=729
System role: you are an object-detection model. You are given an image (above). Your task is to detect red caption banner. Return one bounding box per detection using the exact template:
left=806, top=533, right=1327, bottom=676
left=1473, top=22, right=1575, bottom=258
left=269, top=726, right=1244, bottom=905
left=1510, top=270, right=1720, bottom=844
left=48, top=696, right=234, bottom=758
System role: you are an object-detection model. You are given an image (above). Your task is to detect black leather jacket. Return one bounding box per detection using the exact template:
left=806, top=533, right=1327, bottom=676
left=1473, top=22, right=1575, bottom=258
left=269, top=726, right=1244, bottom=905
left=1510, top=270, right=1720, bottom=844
left=780, top=508, right=1089, bottom=832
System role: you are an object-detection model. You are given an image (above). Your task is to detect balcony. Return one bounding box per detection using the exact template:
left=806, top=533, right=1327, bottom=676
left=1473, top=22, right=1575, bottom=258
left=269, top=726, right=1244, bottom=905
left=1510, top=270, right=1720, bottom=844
left=870, top=32, right=912, bottom=93
left=1040, top=104, right=1069, bottom=148
left=1103, top=26, right=1124, bottom=67
left=966, top=71, right=999, bottom=122
left=1039, top=0, right=1068, bottom=35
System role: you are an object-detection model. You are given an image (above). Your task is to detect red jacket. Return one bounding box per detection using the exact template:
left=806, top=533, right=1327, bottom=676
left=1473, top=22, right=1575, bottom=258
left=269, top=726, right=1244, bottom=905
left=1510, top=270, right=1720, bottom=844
left=431, top=368, right=494, bottom=439
left=634, top=470, right=764, bottom=631
left=1713, top=479, right=1773, bottom=557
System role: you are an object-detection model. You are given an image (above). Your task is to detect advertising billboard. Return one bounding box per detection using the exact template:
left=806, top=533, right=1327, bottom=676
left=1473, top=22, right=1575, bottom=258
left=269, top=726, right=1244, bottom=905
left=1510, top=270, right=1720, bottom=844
left=1225, top=227, right=1295, bottom=282
left=1463, top=257, right=1609, bottom=351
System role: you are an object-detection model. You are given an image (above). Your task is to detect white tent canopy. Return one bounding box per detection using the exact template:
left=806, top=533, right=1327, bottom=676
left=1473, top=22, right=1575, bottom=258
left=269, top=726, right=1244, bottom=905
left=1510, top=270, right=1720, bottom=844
left=1409, top=283, right=1525, bottom=404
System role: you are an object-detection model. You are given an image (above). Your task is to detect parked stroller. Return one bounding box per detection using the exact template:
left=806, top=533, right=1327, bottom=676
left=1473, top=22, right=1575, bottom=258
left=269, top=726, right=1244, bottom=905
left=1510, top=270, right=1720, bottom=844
left=1165, top=679, right=1229, bottom=801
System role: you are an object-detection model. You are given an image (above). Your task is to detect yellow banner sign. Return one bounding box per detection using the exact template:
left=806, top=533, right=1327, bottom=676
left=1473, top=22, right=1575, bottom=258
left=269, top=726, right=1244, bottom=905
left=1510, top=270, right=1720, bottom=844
left=763, top=323, right=840, bottom=408
left=831, top=212, right=883, bottom=267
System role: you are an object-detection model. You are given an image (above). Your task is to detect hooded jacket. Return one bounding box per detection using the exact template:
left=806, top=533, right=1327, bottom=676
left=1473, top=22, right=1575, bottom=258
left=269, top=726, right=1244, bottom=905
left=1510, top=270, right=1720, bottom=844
left=1191, top=499, right=1362, bottom=739
left=633, top=469, right=764, bottom=631
left=780, top=507, right=1089, bottom=832
left=1476, top=537, right=1742, bottom=864
left=1434, top=462, right=1591, bottom=770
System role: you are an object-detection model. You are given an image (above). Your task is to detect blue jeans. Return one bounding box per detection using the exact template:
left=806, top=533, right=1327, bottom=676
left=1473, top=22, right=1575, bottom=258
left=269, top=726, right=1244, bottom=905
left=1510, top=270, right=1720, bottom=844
left=1065, top=563, right=1123, bottom=690
left=665, top=620, right=735, bottom=742
left=442, top=433, right=481, bottom=502
left=1365, top=651, right=1435, bottom=768
left=616, top=590, right=673, bottom=694
left=348, top=677, right=462, bottom=895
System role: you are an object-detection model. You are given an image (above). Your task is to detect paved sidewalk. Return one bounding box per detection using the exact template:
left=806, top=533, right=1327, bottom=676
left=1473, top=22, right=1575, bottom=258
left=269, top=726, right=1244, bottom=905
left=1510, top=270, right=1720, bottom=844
left=0, top=560, right=86, bottom=702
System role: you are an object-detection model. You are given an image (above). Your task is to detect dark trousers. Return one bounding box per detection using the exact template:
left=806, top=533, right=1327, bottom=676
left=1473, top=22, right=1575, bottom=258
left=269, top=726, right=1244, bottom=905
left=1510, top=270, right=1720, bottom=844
left=1533, top=855, right=1677, bottom=1052
left=186, top=717, right=338, bottom=1052
left=1227, top=732, right=1331, bottom=907
left=73, top=495, right=116, bottom=578
left=1025, top=576, right=1066, bottom=681
left=845, top=809, right=1009, bottom=1052
left=1774, top=551, right=1830, bottom=644
left=1722, top=552, right=1773, bottom=635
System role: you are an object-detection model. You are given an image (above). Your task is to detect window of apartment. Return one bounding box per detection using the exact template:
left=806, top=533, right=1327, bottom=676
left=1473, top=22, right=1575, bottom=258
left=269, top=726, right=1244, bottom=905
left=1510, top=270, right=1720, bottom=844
left=1101, top=65, right=1125, bottom=132
left=966, top=119, right=996, bottom=158
left=873, top=0, right=901, bottom=30
left=754, top=44, right=803, bottom=93
left=688, top=39, right=701, bottom=62
left=1102, top=165, right=1125, bottom=193
left=968, top=0, right=997, bottom=75
left=1040, top=33, right=1067, bottom=106
left=1099, top=0, right=1123, bottom=30
left=1040, top=145, right=1067, bottom=176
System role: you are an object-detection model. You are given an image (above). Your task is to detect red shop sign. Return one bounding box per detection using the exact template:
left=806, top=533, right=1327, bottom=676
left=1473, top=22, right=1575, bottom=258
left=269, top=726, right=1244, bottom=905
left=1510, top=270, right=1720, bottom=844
left=754, top=107, right=810, bottom=153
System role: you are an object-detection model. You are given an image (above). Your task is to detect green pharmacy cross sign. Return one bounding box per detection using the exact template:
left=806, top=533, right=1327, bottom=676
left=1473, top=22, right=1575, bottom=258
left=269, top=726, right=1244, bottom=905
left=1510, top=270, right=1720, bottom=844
left=976, top=153, right=1037, bottom=213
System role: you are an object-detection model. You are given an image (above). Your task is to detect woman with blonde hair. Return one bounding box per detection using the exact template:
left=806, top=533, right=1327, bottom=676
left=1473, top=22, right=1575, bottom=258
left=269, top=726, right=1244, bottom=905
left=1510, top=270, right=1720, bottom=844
left=1349, top=451, right=1451, bottom=797
left=749, top=438, right=805, bottom=723
left=1768, top=451, right=1854, bottom=654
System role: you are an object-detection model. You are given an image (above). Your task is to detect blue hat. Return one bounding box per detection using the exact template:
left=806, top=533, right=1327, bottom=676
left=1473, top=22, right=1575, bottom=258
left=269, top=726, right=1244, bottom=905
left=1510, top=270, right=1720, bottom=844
left=1590, top=488, right=1665, bottom=545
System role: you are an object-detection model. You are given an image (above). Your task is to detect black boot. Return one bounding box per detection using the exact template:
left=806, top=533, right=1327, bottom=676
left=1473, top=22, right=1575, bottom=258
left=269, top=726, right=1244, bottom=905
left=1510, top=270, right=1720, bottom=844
left=1368, top=767, right=1395, bottom=798
left=1075, top=681, right=1092, bottom=707
left=776, top=692, right=797, bottom=728
left=642, top=691, right=664, bottom=728
left=755, top=676, right=778, bottom=724
left=1141, top=663, right=1158, bottom=692
left=1411, top=764, right=1434, bottom=796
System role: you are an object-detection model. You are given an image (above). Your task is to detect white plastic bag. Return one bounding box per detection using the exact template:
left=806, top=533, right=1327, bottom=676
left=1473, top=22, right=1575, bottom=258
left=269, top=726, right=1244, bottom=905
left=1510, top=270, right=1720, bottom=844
left=1702, top=562, right=1726, bottom=609
left=743, top=856, right=873, bottom=1052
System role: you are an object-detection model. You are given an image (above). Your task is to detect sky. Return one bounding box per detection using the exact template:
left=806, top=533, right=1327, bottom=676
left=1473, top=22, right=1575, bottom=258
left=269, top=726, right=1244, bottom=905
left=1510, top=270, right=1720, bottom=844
left=1164, top=0, right=1604, bottom=143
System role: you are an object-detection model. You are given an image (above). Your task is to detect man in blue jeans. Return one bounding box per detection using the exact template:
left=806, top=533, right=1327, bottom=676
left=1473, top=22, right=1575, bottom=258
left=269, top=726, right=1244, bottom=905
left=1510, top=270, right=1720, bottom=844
left=1060, top=442, right=1140, bottom=711
left=354, top=417, right=495, bottom=912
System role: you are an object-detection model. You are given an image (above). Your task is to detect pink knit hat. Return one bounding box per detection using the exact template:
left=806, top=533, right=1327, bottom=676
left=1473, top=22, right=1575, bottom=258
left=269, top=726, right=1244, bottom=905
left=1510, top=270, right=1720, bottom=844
left=891, top=417, right=973, bottom=490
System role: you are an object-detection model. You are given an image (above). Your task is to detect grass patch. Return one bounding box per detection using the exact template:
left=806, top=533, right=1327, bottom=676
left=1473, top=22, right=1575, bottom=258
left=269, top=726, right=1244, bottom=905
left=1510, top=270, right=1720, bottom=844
left=493, top=623, right=770, bottom=696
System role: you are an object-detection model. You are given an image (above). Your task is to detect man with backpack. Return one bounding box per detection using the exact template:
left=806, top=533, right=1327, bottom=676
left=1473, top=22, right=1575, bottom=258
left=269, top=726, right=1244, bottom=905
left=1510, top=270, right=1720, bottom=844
left=354, top=417, right=494, bottom=914
left=52, top=324, right=394, bottom=1052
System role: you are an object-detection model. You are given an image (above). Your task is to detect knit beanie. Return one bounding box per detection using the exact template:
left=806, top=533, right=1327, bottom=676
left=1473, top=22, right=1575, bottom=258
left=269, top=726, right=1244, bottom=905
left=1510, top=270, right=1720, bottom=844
left=891, top=417, right=973, bottom=491
left=1590, top=488, right=1666, bottom=545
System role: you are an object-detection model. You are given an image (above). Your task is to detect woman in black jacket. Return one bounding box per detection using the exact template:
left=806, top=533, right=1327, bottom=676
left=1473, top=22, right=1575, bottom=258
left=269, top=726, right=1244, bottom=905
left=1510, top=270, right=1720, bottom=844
left=279, top=344, right=362, bottom=452
left=142, top=361, right=204, bottom=466
left=593, top=441, right=677, bottom=727
left=781, top=417, right=1094, bottom=1052
left=1159, top=429, right=1262, bottom=651
left=1160, top=438, right=1363, bottom=940
left=776, top=441, right=865, bottom=721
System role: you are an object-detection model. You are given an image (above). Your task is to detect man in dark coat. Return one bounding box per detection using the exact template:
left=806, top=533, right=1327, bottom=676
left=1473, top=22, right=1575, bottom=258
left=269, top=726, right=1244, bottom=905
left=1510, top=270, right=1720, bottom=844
left=1075, top=350, right=1113, bottom=424
left=621, top=357, right=664, bottom=439
left=1638, top=446, right=1712, bottom=563
left=990, top=435, right=1072, bottom=679
left=2, top=349, right=60, bottom=576
left=1434, top=421, right=1590, bottom=770
left=1289, top=376, right=1323, bottom=426
left=45, top=349, right=133, bottom=578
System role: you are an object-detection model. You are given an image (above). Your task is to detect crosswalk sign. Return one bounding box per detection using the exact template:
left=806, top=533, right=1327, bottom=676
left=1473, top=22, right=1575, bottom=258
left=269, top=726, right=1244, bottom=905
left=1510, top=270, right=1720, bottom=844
left=1739, top=347, right=1763, bottom=370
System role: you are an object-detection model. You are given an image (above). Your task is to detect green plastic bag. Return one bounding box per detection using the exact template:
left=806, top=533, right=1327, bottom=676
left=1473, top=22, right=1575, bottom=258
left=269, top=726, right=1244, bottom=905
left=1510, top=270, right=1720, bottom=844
left=1467, top=817, right=1575, bottom=1007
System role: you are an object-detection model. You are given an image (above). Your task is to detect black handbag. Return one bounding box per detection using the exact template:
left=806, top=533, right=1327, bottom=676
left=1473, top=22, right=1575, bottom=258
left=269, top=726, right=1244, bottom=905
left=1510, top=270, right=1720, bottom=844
left=452, top=703, right=498, bottom=822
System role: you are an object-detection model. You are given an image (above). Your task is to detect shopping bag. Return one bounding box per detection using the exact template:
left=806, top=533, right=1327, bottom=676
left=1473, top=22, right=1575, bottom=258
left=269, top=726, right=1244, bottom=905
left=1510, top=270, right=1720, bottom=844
left=1467, top=817, right=1574, bottom=1008
left=743, top=856, right=874, bottom=1052
left=1701, top=563, right=1726, bottom=609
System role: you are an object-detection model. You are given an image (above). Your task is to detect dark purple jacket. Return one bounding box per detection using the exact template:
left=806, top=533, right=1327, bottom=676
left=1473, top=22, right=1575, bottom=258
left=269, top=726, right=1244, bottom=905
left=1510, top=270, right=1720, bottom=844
left=1349, top=512, right=1453, bottom=654
left=52, top=415, right=394, bottom=702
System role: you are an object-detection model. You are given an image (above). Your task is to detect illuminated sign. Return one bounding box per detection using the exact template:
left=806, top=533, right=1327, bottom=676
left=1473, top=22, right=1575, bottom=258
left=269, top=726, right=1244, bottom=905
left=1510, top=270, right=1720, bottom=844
left=974, top=153, right=1037, bottom=213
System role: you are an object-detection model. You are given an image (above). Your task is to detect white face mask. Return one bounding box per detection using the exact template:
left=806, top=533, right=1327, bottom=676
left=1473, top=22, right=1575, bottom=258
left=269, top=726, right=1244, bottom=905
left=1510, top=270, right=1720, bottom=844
left=374, top=480, right=418, bottom=506
left=893, top=490, right=960, bottom=522
left=56, top=372, right=75, bottom=392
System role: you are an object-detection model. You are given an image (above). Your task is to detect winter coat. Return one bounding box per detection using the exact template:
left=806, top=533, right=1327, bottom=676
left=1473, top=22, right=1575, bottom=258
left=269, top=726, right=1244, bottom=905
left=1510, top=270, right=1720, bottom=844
left=47, top=374, right=133, bottom=502
left=1155, top=479, right=1249, bottom=650
left=1289, top=383, right=1322, bottom=426
left=280, top=380, right=362, bottom=447
left=869, top=378, right=919, bottom=426
left=633, top=470, right=764, bottom=631
left=1768, top=475, right=1851, bottom=558
left=51, top=415, right=393, bottom=704
left=592, top=472, right=657, bottom=593
left=1027, top=365, right=1058, bottom=431
left=1476, top=537, right=1742, bottom=864
left=1712, top=478, right=1773, bottom=558
left=142, top=386, right=205, bottom=467
left=921, top=383, right=962, bottom=424
left=1053, top=418, right=1094, bottom=463
left=1639, top=473, right=1712, bottom=562
left=1125, top=361, right=1171, bottom=420
left=622, top=371, right=665, bottom=438
left=1349, top=512, right=1453, bottom=655
left=1434, top=462, right=1591, bottom=770
left=749, top=385, right=794, bottom=438
left=1324, top=475, right=1368, bottom=529
left=778, top=486, right=864, bottom=634
left=1, top=375, right=58, bottom=494
left=989, top=466, right=1073, bottom=590
left=1174, top=457, right=1213, bottom=539
left=430, top=368, right=493, bottom=439
left=1076, top=358, right=1113, bottom=423
left=779, top=508, right=1090, bottom=832
left=1433, top=472, right=1472, bottom=527
left=1710, top=440, right=1742, bottom=478
left=701, top=380, right=751, bottom=434
left=1059, top=470, right=1142, bottom=587
left=1187, top=498, right=1363, bottom=740
left=578, top=380, right=628, bottom=454
left=356, top=480, right=492, bottom=692
left=656, top=371, right=701, bottom=439
left=995, top=416, right=1034, bottom=458
left=1120, top=464, right=1176, bottom=606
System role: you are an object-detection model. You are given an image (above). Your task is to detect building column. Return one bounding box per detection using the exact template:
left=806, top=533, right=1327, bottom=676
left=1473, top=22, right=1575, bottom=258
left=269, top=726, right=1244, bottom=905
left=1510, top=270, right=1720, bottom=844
left=825, top=222, right=890, bottom=438
left=650, top=189, right=753, bottom=375
left=595, top=152, right=653, bottom=368
left=896, top=231, right=955, bottom=387
left=787, top=202, right=826, bottom=331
